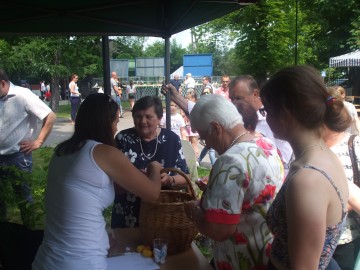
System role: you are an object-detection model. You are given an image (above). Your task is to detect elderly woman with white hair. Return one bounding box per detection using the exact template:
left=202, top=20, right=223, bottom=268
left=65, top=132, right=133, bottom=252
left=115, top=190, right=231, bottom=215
left=184, top=94, right=284, bottom=270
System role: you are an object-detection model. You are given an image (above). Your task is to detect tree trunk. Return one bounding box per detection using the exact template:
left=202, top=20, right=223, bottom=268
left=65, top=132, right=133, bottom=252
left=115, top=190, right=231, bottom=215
left=49, top=77, right=61, bottom=112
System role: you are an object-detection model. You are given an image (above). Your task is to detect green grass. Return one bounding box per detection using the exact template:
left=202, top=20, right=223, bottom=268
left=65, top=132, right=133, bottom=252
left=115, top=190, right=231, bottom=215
left=56, top=103, right=71, bottom=118
left=55, top=100, right=132, bottom=119
left=198, top=167, right=210, bottom=178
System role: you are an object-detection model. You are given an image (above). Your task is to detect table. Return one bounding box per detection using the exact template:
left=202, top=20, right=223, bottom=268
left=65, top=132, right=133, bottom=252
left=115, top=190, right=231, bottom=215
left=111, top=228, right=213, bottom=270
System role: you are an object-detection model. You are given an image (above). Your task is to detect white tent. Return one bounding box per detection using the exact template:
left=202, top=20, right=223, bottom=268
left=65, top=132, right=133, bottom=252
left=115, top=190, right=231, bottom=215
left=170, top=66, right=183, bottom=79
left=329, top=50, right=360, bottom=67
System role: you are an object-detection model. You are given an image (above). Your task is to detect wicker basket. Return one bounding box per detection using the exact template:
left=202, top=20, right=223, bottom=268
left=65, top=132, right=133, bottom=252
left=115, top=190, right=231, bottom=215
left=139, top=168, right=198, bottom=255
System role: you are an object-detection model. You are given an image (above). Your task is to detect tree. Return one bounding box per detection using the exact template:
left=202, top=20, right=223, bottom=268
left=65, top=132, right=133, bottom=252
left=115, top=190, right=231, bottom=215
left=192, top=0, right=359, bottom=84
left=0, top=36, right=103, bottom=112
left=143, top=39, right=187, bottom=73
left=111, top=36, right=147, bottom=59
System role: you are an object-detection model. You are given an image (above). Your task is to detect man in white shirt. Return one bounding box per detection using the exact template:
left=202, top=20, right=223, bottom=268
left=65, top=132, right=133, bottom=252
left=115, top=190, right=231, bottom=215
left=228, top=75, right=293, bottom=172
left=110, top=71, right=123, bottom=118
left=0, top=69, right=56, bottom=227
left=184, top=73, right=195, bottom=91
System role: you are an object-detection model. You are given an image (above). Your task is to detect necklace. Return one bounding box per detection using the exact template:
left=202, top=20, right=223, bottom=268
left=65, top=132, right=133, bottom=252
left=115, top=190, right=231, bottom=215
left=139, top=132, right=159, bottom=160
left=296, top=144, right=323, bottom=159
left=228, top=131, right=249, bottom=150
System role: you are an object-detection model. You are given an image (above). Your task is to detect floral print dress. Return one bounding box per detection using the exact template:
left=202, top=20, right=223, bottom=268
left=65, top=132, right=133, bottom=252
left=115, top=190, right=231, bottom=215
left=266, top=165, right=347, bottom=269
left=111, top=128, right=189, bottom=228
left=201, top=137, right=284, bottom=270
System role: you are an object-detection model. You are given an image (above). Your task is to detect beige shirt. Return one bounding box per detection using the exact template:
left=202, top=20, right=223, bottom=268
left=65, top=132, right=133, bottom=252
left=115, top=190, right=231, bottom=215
left=0, top=83, right=51, bottom=155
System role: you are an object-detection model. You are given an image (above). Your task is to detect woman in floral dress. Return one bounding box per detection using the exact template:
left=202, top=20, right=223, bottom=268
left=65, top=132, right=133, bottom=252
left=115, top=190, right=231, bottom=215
left=184, top=94, right=284, bottom=270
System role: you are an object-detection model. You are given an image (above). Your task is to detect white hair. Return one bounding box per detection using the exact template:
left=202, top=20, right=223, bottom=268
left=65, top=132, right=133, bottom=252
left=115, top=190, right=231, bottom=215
left=189, top=94, right=243, bottom=134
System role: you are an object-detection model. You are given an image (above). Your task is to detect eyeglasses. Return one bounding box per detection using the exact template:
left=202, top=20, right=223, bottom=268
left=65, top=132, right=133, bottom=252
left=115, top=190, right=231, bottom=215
left=259, top=108, right=266, bottom=117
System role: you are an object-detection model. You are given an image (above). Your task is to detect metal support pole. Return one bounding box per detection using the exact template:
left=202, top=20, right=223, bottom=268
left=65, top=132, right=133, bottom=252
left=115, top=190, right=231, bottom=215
left=165, top=36, right=171, bottom=130
left=102, top=36, right=111, bottom=96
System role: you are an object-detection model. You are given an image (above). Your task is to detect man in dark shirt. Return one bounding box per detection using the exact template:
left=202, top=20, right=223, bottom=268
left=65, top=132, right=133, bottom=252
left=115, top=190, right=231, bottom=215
left=170, top=75, right=182, bottom=93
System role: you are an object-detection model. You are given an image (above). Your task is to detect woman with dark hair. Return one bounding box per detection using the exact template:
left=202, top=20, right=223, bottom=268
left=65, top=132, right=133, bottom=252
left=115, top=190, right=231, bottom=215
left=111, top=95, right=189, bottom=229
left=68, top=73, right=81, bottom=124
left=262, top=66, right=349, bottom=269
left=32, top=93, right=162, bottom=270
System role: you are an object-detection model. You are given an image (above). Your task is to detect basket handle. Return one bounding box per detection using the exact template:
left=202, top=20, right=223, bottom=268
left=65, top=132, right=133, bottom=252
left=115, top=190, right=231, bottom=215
left=161, top=167, right=196, bottom=199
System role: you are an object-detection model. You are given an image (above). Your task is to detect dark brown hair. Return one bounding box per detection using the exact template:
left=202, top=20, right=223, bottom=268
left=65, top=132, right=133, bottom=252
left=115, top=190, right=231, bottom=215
left=55, top=93, right=118, bottom=155
left=228, top=75, right=259, bottom=95
left=0, top=69, right=9, bottom=82
left=260, top=65, right=350, bottom=132
left=132, top=96, right=163, bottom=119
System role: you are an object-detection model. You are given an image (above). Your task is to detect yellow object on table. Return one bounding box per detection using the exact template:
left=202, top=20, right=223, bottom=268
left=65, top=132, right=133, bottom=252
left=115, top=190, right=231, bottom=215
left=111, top=228, right=213, bottom=270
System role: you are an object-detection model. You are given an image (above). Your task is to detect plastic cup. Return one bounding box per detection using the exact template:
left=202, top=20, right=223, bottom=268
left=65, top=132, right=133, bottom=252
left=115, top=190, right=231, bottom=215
left=153, top=238, right=168, bottom=264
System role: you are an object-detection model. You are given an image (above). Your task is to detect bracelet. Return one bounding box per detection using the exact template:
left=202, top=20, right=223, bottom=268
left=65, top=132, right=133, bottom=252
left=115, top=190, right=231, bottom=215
left=171, top=176, right=175, bottom=186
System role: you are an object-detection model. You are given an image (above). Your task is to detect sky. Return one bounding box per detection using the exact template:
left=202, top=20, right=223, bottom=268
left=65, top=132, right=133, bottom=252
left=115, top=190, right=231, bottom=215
left=146, top=29, right=192, bottom=48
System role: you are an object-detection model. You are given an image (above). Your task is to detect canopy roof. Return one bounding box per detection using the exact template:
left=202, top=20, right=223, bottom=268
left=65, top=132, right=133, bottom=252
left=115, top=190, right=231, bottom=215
left=329, top=50, right=360, bottom=68
left=0, top=0, right=255, bottom=37
left=170, top=66, right=184, bottom=78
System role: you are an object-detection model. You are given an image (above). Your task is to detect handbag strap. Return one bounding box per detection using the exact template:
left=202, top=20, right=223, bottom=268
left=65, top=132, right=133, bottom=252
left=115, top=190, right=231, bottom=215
left=348, top=134, right=360, bottom=187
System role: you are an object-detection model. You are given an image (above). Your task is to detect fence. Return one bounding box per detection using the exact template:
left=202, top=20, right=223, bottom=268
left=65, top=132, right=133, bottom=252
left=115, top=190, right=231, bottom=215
left=325, top=78, right=352, bottom=96
left=82, top=76, right=233, bottom=99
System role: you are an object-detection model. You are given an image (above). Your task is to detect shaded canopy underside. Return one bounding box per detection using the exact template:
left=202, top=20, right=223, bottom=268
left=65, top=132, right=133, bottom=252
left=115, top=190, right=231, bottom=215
left=0, top=0, right=255, bottom=37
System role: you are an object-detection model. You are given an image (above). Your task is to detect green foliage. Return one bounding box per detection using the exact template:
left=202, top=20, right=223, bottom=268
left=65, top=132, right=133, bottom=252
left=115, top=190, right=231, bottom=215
left=115, top=38, right=187, bottom=74
left=0, top=36, right=103, bottom=112
left=30, top=147, right=54, bottom=229
left=198, top=167, right=211, bottom=178
left=0, top=166, right=32, bottom=207
left=192, top=0, right=359, bottom=80
left=2, top=147, right=53, bottom=229
left=111, top=36, right=147, bottom=59
left=348, top=14, right=360, bottom=49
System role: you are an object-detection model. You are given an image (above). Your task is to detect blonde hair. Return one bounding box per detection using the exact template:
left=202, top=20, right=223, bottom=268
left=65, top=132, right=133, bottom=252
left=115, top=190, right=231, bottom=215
left=326, top=87, right=343, bottom=100
left=334, top=85, right=346, bottom=99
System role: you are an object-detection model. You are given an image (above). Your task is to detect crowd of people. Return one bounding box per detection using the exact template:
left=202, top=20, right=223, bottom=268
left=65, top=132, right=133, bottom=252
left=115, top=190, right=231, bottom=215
left=0, top=66, right=359, bottom=270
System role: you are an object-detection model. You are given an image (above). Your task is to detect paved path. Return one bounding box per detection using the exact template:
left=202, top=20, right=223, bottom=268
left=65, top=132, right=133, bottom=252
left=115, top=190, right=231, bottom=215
left=38, top=107, right=212, bottom=168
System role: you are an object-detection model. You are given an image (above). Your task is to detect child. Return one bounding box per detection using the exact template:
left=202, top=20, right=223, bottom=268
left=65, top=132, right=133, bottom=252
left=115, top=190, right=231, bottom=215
left=160, top=101, right=187, bottom=140
left=182, top=90, right=200, bottom=160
